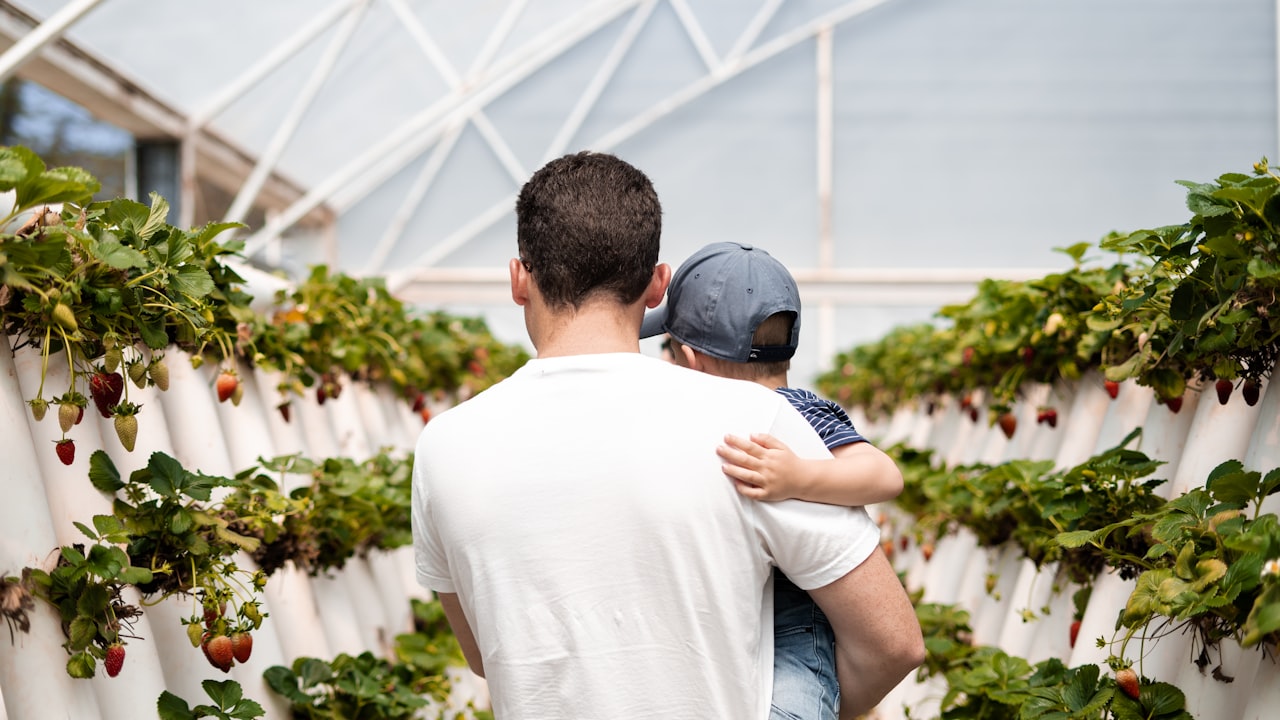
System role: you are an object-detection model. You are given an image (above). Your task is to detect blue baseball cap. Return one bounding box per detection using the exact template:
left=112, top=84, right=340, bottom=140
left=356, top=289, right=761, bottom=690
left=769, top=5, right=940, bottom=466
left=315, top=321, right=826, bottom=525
left=641, top=242, right=800, bottom=363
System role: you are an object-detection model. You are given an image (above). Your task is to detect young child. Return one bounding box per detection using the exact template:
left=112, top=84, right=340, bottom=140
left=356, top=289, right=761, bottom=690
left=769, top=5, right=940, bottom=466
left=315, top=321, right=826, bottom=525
left=642, top=241, right=903, bottom=720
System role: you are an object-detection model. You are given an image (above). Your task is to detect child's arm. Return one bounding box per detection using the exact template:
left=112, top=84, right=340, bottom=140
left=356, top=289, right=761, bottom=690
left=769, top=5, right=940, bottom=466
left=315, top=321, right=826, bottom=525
left=717, top=432, right=903, bottom=506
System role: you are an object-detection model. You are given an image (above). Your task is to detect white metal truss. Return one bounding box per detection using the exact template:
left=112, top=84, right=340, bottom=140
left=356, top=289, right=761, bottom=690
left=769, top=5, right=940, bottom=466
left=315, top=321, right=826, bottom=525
left=223, top=0, right=372, bottom=225
left=0, top=0, right=101, bottom=83
left=383, top=0, right=901, bottom=290
left=240, top=0, right=642, bottom=260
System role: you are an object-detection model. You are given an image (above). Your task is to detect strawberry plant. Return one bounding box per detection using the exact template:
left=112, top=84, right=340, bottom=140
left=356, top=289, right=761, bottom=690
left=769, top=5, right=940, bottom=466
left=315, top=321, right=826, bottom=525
left=911, top=597, right=1194, bottom=720
left=887, top=432, right=1167, bottom=589
left=158, top=679, right=265, bottom=720
left=235, top=450, right=414, bottom=576
left=1058, top=460, right=1280, bottom=677
left=265, top=597, right=481, bottom=720
left=1, top=145, right=252, bottom=455
left=264, top=652, right=440, bottom=720
left=23, top=513, right=152, bottom=678
left=1091, top=158, right=1280, bottom=403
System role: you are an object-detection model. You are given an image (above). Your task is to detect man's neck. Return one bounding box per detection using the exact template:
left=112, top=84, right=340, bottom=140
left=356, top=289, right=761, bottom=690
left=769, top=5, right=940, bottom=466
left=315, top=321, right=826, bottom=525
left=530, top=300, right=645, bottom=358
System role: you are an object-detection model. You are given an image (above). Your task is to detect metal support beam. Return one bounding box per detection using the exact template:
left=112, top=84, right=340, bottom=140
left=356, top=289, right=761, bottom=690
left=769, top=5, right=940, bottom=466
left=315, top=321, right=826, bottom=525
left=0, top=0, right=102, bottom=84
left=187, top=0, right=358, bottom=130
left=242, top=0, right=643, bottom=259
left=386, top=0, right=892, bottom=285
left=394, top=266, right=1062, bottom=307
left=224, top=0, right=370, bottom=225
left=543, top=0, right=656, bottom=163
left=669, top=0, right=719, bottom=72
left=816, top=25, right=836, bottom=368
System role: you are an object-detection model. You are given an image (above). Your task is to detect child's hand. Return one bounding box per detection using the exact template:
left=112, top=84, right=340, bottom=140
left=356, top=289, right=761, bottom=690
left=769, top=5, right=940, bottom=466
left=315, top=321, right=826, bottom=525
left=717, top=433, right=806, bottom=501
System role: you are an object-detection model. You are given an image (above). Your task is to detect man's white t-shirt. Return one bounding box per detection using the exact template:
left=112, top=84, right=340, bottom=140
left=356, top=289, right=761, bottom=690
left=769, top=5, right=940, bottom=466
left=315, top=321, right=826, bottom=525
left=412, top=353, right=880, bottom=719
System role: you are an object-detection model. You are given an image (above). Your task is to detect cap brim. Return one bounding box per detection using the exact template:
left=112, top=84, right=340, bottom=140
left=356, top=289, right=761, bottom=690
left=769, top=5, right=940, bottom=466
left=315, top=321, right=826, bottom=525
left=639, top=305, right=669, bottom=339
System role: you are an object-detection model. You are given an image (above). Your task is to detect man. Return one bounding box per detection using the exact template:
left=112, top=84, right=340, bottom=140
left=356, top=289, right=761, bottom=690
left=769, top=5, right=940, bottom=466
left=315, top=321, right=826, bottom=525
left=411, top=151, right=923, bottom=719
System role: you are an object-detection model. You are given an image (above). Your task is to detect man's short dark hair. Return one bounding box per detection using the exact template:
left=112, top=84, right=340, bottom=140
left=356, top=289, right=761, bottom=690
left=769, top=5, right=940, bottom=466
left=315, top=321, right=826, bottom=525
left=516, top=151, right=662, bottom=309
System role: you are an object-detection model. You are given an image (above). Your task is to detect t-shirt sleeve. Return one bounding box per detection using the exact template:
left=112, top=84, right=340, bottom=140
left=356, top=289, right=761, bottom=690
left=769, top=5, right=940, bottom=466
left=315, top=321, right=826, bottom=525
left=412, top=431, right=456, bottom=594
left=751, top=398, right=881, bottom=590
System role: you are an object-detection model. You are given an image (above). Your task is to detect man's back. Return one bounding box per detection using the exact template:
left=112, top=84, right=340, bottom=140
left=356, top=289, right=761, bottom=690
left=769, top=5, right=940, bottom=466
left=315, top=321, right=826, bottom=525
left=413, top=353, right=879, bottom=719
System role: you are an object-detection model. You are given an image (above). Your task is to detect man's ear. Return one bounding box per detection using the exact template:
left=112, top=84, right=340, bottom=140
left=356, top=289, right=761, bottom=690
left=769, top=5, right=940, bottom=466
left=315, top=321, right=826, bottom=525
left=509, top=257, right=529, bottom=307
left=645, top=263, right=672, bottom=308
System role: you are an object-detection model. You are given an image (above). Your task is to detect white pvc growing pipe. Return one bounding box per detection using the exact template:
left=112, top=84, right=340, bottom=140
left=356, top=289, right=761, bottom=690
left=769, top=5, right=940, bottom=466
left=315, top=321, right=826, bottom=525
left=11, top=347, right=167, bottom=720
left=0, top=343, right=102, bottom=720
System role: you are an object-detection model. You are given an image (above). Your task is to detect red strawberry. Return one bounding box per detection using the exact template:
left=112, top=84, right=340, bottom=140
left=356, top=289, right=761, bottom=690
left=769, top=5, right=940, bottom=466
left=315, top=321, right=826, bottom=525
left=316, top=384, right=327, bottom=405
left=278, top=402, right=292, bottom=423
left=88, top=371, right=124, bottom=418
left=55, top=439, right=75, bottom=465
left=1044, top=408, right=1057, bottom=428
left=1166, top=395, right=1184, bottom=414
left=880, top=539, right=894, bottom=561
left=968, top=407, right=980, bottom=423
left=1243, top=380, right=1261, bottom=407
left=105, top=643, right=125, bottom=677
left=960, top=394, right=973, bottom=411
left=899, top=536, right=909, bottom=551
left=230, top=632, right=253, bottom=664
left=1115, top=667, right=1140, bottom=700
left=420, top=406, right=432, bottom=424
left=1215, top=379, right=1233, bottom=405
left=215, top=371, right=238, bottom=403
left=468, top=360, right=485, bottom=377
left=1022, top=346, right=1035, bottom=367
left=997, top=412, right=1017, bottom=439
left=411, top=393, right=426, bottom=413
left=921, top=542, right=935, bottom=561
left=203, top=633, right=234, bottom=672
left=962, top=346, right=975, bottom=366
left=1104, top=380, right=1120, bottom=399
left=1069, top=620, right=1081, bottom=648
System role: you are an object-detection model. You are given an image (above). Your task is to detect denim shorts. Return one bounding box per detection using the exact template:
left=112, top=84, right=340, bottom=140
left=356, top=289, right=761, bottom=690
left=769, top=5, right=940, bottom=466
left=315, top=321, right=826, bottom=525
left=771, top=571, right=839, bottom=720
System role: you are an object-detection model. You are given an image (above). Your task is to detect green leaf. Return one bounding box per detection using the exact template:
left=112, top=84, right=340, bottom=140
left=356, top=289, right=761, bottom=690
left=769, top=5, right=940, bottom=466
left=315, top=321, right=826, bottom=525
left=17, top=164, right=99, bottom=208
left=1142, top=680, right=1190, bottom=716
left=92, top=514, right=125, bottom=539
left=298, top=657, right=334, bottom=688
left=0, top=147, right=32, bottom=188
left=68, top=616, right=98, bottom=649
left=147, top=452, right=186, bottom=499
left=118, top=566, right=154, bottom=585
left=88, top=450, right=124, bottom=493
left=1053, top=530, right=1098, bottom=549
left=1244, top=584, right=1280, bottom=646
left=138, top=315, right=169, bottom=350
left=156, top=690, right=196, bottom=720
left=66, top=651, right=97, bottom=679
left=202, top=679, right=241, bottom=709
left=170, top=507, right=193, bottom=534
left=263, top=666, right=312, bottom=705
left=172, top=264, right=216, bottom=298
left=1262, top=468, right=1280, bottom=498
left=140, top=192, right=171, bottom=240
left=1247, top=257, right=1280, bottom=279
left=229, top=700, right=264, bottom=719
left=96, top=238, right=149, bottom=270
left=73, top=521, right=98, bottom=541
left=1200, top=234, right=1247, bottom=259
